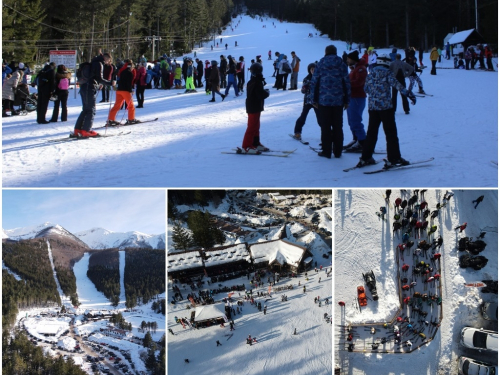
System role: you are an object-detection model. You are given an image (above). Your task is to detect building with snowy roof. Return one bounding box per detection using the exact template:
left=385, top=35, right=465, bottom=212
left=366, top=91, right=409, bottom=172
left=167, top=250, right=205, bottom=281
left=202, top=244, right=251, bottom=276
left=249, top=239, right=307, bottom=272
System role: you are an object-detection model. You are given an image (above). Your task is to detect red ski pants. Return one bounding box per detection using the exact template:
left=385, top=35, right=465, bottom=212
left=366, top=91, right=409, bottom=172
left=242, top=112, right=261, bottom=150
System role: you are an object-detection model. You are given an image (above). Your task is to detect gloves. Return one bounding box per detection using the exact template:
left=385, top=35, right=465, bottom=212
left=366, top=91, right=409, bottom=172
left=407, top=92, right=416, bottom=105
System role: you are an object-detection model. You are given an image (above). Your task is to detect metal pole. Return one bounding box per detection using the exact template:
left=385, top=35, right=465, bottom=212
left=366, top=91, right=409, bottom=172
left=475, top=0, right=478, bottom=31
left=152, top=35, right=156, bottom=61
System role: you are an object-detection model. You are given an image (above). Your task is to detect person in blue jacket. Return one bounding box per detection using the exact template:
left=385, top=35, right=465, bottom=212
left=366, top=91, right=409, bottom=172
left=307, top=45, right=351, bottom=159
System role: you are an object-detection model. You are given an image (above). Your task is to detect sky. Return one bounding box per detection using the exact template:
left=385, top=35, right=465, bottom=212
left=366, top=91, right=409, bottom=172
left=2, top=189, right=166, bottom=234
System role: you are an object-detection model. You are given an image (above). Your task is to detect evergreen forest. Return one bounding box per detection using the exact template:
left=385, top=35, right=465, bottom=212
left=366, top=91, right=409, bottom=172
left=124, top=249, right=165, bottom=308
left=2, top=0, right=497, bottom=66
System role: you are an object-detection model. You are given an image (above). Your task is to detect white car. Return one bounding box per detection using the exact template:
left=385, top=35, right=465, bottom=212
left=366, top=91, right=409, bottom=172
left=461, top=327, right=498, bottom=352
left=458, top=356, right=497, bottom=375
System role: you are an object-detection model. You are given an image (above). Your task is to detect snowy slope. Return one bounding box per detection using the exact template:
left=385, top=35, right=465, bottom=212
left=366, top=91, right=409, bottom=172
left=2, top=16, right=497, bottom=187
left=4, top=222, right=60, bottom=240
left=334, top=189, right=498, bottom=374
left=74, top=227, right=165, bottom=249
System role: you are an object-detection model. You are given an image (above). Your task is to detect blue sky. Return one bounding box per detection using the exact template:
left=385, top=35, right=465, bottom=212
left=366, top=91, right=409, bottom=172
left=2, top=190, right=166, bottom=234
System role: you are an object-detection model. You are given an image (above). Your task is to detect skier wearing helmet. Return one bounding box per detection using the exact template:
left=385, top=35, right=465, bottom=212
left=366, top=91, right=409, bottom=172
left=356, top=53, right=416, bottom=169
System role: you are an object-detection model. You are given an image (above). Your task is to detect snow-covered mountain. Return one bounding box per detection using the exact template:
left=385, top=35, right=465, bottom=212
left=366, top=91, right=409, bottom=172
left=74, top=228, right=165, bottom=250
left=3, top=223, right=165, bottom=250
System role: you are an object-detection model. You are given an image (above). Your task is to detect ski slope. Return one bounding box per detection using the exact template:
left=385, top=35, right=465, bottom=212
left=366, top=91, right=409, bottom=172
left=334, top=189, right=498, bottom=374
left=2, top=16, right=497, bottom=187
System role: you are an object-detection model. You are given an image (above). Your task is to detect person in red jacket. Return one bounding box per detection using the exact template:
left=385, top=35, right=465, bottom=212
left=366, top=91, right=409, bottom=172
left=344, top=50, right=367, bottom=152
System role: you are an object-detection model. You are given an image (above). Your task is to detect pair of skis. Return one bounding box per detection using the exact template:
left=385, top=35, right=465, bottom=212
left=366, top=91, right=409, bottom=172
left=344, top=158, right=435, bottom=174
left=222, top=147, right=296, bottom=157
left=47, top=131, right=131, bottom=143
left=93, top=117, right=159, bottom=130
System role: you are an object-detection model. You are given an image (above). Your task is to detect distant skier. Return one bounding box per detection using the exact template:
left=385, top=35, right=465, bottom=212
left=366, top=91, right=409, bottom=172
left=454, top=222, right=467, bottom=232
left=432, top=235, right=443, bottom=250
left=443, top=191, right=454, bottom=201
left=380, top=206, right=387, bottom=220
left=338, top=301, right=345, bottom=307
left=385, top=189, right=392, bottom=200
left=216, top=340, right=222, bottom=346
left=472, top=195, right=484, bottom=209
left=185, top=359, right=190, bottom=363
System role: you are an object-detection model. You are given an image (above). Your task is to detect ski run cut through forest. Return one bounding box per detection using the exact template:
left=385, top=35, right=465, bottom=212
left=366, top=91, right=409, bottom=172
left=2, top=15, right=498, bottom=187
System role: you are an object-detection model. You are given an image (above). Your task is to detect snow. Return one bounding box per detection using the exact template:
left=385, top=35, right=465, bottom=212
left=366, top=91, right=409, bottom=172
left=193, top=304, right=227, bottom=322
left=334, top=189, right=498, bottom=374
left=4, top=222, right=56, bottom=240
left=46, top=240, right=66, bottom=299
left=204, top=244, right=249, bottom=267
left=448, top=29, right=475, bottom=45
left=168, top=250, right=204, bottom=272
left=23, top=316, right=71, bottom=343
left=249, top=239, right=305, bottom=267
left=75, top=227, right=165, bottom=249
left=2, top=16, right=497, bottom=187
left=168, top=191, right=333, bottom=375
left=119, top=250, right=126, bottom=304
left=2, top=261, right=23, bottom=281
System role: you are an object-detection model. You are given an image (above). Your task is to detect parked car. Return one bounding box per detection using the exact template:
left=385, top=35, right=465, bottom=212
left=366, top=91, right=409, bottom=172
left=458, top=356, right=497, bottom=375
left=481, top=302, right=498, bottom=321
left=461, top=327, right=498, bottom=352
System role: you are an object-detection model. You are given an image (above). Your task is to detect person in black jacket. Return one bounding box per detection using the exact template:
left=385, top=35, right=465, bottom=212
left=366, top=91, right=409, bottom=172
left=219, top=55, right=228, bottom=88
left=195, top=58, right=204, bottom=88
left=107, top=60, right=139, bottom=126
left=74, top=52, right=115, bottom=137
left=36, top=62, right=56, bottom=124
left=241, top=63, right=269, bottom=153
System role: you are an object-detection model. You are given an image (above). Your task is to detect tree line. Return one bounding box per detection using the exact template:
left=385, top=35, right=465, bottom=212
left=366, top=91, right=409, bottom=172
left=245, top=0, right=497, bottom=50
left=86, top=264, right=121, bottom=306
left=2, top=330, right=87, bottom=375
left=2, top=0, right=238, bottom=66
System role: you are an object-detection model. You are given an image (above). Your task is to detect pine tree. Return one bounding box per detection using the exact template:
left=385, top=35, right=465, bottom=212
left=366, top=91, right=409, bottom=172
left=171, top=221, right=192, bottom=251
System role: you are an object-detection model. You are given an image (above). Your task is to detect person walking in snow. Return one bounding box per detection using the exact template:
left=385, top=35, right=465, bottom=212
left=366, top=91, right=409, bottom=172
left=224, top=55, right=240, bottom=97
left=240, top=63, right=269, bottom=153
left=289, top=51, right=300, bottom=90
left=455, top=222, right=467, bottom=232
left=343, top=50, right=367, bottom=152
left=208, top=61, right=225, bottom=102
left=277, top=55, right=291, bottom=90
left=472, top=195, right=484, bottom=209
left=405, top=54, right=426, bottom=95
left=356, top=54, right=416, bottom=169
left=389, top=54, right=413, bottom=114
left=216, top=340, right=222, bottom=346
left=292, top=63, right=318, bottom=141
left=308, top=45, right=350, bottom=159
left=430, top=46, right=439, bottom=75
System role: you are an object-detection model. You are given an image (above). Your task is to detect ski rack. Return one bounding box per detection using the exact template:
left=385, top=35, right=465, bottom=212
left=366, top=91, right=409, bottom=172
left=339, top=196, right=444, bottom=354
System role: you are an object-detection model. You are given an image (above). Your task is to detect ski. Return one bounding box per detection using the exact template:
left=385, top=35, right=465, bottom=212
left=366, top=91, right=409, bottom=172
left=343, top=149, right=387, bottom=155
left=232, top=148, right=296, bottom=154
left=343, top=159, right=385, bottom=172
left=226, top=333, right=233, bottom=340
left=93, top=118, right=159, bottom=130
left=47, top=131, right=131, bottom=143
left=222, top=149, right=289, bottom=158
left=363, top=158, right=435, bottom=174
left=289, top=134, right=309, bottom=145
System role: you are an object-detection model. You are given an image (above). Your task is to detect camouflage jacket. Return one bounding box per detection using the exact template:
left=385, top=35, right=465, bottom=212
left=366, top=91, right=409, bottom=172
left=307, top=54, right=350, bottom=107
left=365, top=66, right=409, bottom=111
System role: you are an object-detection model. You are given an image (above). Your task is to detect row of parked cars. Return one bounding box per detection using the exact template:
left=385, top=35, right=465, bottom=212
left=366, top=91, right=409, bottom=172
left=458, top=302, right=498, bottom=375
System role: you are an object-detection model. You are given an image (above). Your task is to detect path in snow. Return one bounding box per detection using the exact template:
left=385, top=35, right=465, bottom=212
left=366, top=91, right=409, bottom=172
left=2, top=260, right=23, bottom=281
left=46, top=240, right=65, bottom=299
left=73, top=252, right=112, bottom=310
left=119, top=250, right=126, bottom=305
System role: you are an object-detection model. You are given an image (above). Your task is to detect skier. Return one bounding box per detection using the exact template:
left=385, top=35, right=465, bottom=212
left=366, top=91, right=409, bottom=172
left=343, top=50, right=368, bottom=151
left=472, top=195, right=484, bottom=209
left=356, top=54, right=416, bottom=169
left=338, top=301, right=345, bottom=307
left=240, top=62, right=270, bottom=153
left=395, top=197, right=402, bottom=209
left=216, top=340, right=222, bottom=346
left=454, top=222, right=467, bottom=232
left=106, top=60, right=140, bottom=127
left=224, top=55, right=240, bottom=97
left=385, top=189, right=392, bottom=200
left=263, top=306, right=267, bottom=315
left=292, top=63, right=318, bottom=141
left=380, top=206, right=387, bottom=220
left=443, top=191, right=454, bottom=201
left=432, top=235, right=443, bottom=250
left=293, top=328, right=297, bottom=335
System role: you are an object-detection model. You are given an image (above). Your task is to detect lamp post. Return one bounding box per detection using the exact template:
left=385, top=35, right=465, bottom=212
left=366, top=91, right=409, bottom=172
left=145, top=35, right=162, bottom=61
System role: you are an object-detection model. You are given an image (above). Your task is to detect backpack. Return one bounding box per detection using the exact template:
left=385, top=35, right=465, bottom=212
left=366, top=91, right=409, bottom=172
left=76, top=62, right=92, bottom=84
left=58, top=78, right=69, bottom=90
left=146, top=72, right=153, bottom=84
left=282, top=62, right=292, bottom=74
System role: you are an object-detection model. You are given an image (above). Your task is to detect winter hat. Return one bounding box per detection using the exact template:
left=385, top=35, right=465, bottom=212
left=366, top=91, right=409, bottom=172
left=346, top=51, right=359, bottom=62
left=18, top=62, right=25, bottom=69
left=376, top=54, right=391, bottom=67
left=325, top=45, right=337, bottom=56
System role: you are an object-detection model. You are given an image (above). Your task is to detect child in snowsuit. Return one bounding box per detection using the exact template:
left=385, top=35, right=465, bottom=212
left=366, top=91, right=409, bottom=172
left=241, top=63, right=269, bottom=153
left=174, top=64, right=182, bottom=88
left=185, top=59, right=196, bottom=93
